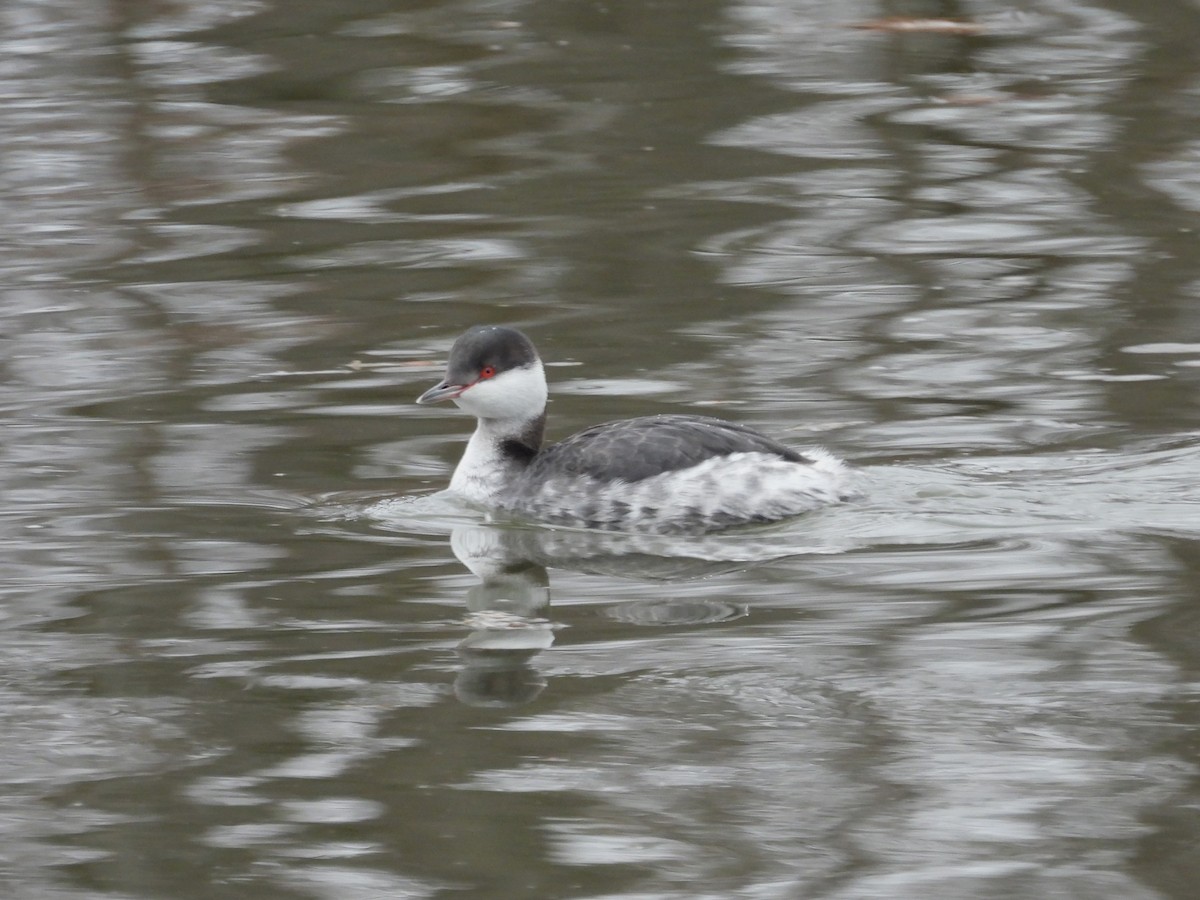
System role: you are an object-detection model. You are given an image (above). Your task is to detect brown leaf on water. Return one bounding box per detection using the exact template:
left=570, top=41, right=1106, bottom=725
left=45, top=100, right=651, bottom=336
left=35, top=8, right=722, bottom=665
left=346, top=359, right=439, bottom=371
left=850, top=17, right=985, bottom=35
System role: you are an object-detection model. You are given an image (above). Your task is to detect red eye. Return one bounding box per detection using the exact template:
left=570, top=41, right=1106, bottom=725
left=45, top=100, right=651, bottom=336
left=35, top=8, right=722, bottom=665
left=480, top=365, right=496, bottom=379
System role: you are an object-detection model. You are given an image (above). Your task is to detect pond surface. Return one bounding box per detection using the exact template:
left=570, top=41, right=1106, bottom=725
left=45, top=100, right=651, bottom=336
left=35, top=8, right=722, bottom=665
left=2, top=0, right=1200, bottom=898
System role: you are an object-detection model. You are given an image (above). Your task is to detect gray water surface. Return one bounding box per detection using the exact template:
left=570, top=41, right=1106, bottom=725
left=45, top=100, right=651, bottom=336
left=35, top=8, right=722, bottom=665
left=2, top=0, right=1199, bottom=898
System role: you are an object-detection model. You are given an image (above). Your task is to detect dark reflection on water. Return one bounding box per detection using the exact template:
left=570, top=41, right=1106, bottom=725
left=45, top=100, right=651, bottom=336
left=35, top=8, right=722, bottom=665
left=2, top=0, right=1200, bottom=897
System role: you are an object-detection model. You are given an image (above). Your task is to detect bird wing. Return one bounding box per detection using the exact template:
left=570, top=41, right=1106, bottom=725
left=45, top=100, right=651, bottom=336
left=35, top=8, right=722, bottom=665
left=525, top=415, right=808, bottom=483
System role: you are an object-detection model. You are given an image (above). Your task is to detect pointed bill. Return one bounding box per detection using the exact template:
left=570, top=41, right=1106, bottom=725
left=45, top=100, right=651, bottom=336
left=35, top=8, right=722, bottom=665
left=416, top=381, right=464, bottom=405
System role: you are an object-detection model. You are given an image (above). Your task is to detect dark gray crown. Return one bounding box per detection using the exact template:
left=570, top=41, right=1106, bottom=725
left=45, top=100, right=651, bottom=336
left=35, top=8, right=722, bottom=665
left=444, top=325, right=539, bottom=383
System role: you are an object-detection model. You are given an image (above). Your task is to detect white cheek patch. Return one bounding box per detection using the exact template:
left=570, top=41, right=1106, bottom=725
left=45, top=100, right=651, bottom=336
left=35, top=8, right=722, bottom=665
left=454, top=363, right=547, bottom=420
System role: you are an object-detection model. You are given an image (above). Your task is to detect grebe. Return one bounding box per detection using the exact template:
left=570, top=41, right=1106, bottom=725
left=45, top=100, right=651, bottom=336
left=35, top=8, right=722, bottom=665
left=416, top=325, right=855, bottom=534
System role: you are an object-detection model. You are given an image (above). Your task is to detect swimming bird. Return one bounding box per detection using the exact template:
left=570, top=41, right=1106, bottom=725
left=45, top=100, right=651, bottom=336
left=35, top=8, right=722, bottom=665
left=416, top=325, right=854, bottom=533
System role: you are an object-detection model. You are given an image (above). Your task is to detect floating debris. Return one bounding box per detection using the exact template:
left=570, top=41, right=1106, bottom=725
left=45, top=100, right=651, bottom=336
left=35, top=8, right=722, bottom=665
left=850, top=17, right=985, bottom=35
left=347, top=358, right=438, bottom=371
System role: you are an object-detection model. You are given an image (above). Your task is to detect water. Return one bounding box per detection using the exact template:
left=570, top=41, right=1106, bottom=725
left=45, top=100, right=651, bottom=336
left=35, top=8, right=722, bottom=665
left=1, top=0, right=1199, bottom=897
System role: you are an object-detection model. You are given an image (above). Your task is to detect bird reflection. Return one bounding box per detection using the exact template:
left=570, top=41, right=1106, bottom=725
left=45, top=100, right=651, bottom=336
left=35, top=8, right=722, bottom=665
left=451, top=526, right=556, bottom=707
left=445, top=523, right=801, bottom=706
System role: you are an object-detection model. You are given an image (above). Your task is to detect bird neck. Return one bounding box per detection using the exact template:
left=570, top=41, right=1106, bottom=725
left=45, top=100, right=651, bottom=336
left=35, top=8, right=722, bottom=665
left=449, top=411, right=545, bottom=504
left=483, top=409, right=545, bottom=464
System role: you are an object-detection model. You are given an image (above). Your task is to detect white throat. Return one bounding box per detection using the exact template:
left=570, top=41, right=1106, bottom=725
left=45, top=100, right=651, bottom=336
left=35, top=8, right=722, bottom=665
left=447, top=362, right=547, bottom=506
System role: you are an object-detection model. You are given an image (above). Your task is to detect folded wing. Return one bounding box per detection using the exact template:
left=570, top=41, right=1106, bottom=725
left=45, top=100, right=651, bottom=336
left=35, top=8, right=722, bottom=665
left=525, top=414, right=809, bottom=483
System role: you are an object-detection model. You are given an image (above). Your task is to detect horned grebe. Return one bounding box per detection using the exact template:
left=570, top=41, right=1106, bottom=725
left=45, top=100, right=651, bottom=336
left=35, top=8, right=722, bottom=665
left=416, top=325, right=855, bottom=534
